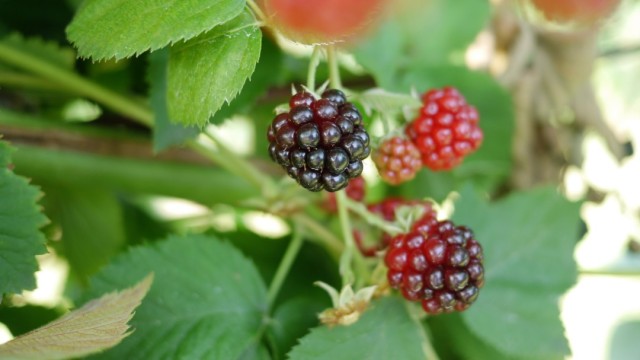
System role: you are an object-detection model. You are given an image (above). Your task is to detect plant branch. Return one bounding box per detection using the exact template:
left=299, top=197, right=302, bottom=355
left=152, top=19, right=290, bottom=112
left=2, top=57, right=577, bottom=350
left=246, top=0, right=267, bottom=23
left=267, top=226, right=304, bottom=308
left=307, top=46, right=322, bottom=92
left=292, top=214, right=344, bottom=256
left=344, top=198, right=404, bottom=235
left=336, top=191, right=356, bottom=285
left=327, top=45, right=342, bottom=89
left=0, top=43, right=153, bottom=126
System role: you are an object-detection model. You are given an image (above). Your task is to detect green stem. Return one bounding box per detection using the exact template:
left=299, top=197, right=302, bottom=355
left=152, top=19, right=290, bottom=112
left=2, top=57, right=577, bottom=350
left=336, top=190, right=356, bottom=286
left=327, top=45, right=342, bottom=89
left=292, top=214, right=344, bottom=256
left=344, top=198, right=404, bottom=235
left=246, top=0, right=267, bottom=23
left=0, top=71, right=73, bottom=92
left=267, top=227, right=304, bottom=308
left=201, top=130, right=275, bottom=193
left=0, top=43, right=153, bottom=126
left=307, top=46, right=322, bottom=92
left=10, top=144, right=258, bottom=205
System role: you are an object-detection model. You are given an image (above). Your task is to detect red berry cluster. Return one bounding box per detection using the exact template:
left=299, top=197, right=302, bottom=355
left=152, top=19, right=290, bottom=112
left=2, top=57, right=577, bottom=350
left=406, top=87, right=483, bottom=171
left=384, top=215, right=484, bottom=314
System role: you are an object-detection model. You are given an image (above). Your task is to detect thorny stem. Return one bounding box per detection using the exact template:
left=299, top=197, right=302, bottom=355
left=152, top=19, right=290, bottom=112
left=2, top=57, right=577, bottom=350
left=327, top=45, right=342, bottom=89
left=267, top=226, right=304, bottom=308
left=306, top=46, right=322, bottom=92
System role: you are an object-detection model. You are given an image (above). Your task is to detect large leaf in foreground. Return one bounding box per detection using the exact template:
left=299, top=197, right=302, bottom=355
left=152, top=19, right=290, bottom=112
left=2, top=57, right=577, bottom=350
left=288, top=297, right=429, bottom=360
left=0, top=276, right=152, bottom=360
left=0, top=140, right=47, bottom=295
left=66, top=0, right=245, bottom=60
left=167, top=11, right=262, bottom=127
left=453, top=187, right=580, bottom=358
left=81, top=234, right=268, bottom=359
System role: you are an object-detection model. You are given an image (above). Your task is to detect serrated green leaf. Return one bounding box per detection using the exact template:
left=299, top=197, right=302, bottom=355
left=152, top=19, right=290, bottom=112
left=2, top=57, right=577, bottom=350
left=0, top=275, right=152, bottom=360
left=0, top=33, right=75, bottom=70
left=147, top=49, right=199, bottom=152
left=167, top=11, right=262, bottom=127
left=267, top=296, right=326, bottom=359
left=0, top=141, right=48, bottom=295
left=81, top=234, right=268, bottom=359
left=210, top=37, right=284, bottom=126
left=66, top=0, right=245, bottom=60
left=453, top=187, right=580, bottom=358
left=288, top=297, right=428, bottom=360
left=392, top=66, right=514, bottom=199
left=44, top=186, right=126, bottom=282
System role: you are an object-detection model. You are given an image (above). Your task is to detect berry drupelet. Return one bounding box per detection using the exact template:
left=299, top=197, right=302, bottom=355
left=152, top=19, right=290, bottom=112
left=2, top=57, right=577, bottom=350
left=268, top=89, right=371, bottom=192
left=406, top=87, right=483, bottom=171
left=384, top=216, right=484, bottom=315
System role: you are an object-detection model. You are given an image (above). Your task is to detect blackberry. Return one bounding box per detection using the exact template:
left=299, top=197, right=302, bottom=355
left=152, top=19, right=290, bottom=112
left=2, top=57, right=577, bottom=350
left=406, top=87, right=483, bottom=171
left=384, top=218, right=485, bottom=315
left=268, top=89, right=370, bottom=192
left=373, top=136, right=422, bottom=185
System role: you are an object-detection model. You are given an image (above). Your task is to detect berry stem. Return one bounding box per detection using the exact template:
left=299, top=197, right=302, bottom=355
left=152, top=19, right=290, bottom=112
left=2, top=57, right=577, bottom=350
left=0, top=42, right=153, bottom=127
left=336, top=191, right=355, bottom=285
left=344, top=198, right=405, bottom=235
left=246, top=0, right=267, bottom=23
left=327, top=45, right=342, bottom=90
left=293, top=214, right=344, bottom=256
left=306, top=46, right=322, bottom=92
left=267, top=225, right=304, bottom=308
left=200, top=130, right=276, bottom=194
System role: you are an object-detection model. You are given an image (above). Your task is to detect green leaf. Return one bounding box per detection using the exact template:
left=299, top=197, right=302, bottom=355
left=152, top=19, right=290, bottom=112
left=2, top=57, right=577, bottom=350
left=81, top=234, right=268, bottom=359
left=392, top=66, right=514, bottom=199
left=0, top=140, right=48, bottom=295
left=288, top=297, right=428, bottom=360
left=0, top=305, right=63, bottom=337
left=147, top=49, right=199, bottom=152
left=167, top=11, right=262, bottom=127
left=66, top=0, right=246, bottom=60
left=0, top=275, right=152, bottom=360
left=210, top=37, right=284, bottom=126
left=44, top=186, right=126, bottom=282
left=452, top=187, right=580, bottom=358
left=429, top=314, right=550, bottom=360
left=0, top=33, right=74, bottom=70
left=354, top=0, right=490, bottom=83
left=267, top=296, right=326, bottom=359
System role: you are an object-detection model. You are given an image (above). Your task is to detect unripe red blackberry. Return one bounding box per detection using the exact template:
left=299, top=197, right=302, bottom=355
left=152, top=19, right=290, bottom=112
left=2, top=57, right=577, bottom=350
left=373, top=137, right=422, bottom=185
left=268, top=89, right=370, bottom=192
left=406, top=87, right=483, bottom=171
left=384, top=218, right=484, bottom=315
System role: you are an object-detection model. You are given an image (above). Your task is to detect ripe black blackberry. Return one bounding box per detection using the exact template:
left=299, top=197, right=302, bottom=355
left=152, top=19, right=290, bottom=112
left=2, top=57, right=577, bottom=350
left=268, top=89, right=371, bottom=192
left=384, top=217, right=484, bottom=315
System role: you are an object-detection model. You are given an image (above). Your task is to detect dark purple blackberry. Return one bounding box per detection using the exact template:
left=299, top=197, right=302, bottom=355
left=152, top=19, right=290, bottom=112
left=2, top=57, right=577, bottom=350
left=384, top=216, right=485, bottom=315
left=267, top=89, right=371, bottom=192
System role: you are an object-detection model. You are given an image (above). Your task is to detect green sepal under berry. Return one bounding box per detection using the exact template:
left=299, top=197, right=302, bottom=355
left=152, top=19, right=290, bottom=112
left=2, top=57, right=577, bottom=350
left=0, top=140, right=48, bottom=295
